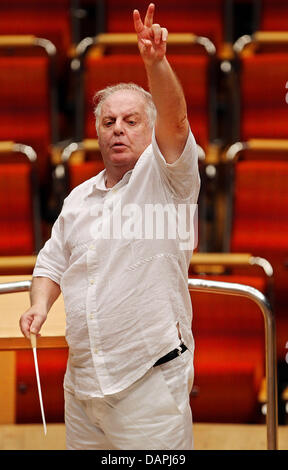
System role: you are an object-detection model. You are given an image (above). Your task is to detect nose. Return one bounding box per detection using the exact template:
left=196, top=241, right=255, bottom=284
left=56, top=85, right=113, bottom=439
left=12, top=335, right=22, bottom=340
left=114, top=118, right=124, bottom=135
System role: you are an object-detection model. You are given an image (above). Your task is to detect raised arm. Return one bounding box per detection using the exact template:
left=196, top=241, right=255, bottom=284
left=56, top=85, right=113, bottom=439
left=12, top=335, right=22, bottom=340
left=133, top=3, right=189, bottom=164
left=19, top=276, right=61, bottom=339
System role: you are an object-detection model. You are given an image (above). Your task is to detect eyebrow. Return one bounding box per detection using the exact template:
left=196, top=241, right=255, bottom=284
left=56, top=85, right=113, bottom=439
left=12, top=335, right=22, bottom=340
left=102, top=112, right=141, bottom=120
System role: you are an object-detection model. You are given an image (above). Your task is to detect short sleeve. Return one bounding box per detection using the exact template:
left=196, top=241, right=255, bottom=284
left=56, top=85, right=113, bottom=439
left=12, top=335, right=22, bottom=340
left=152, top=127, right=200, bottom=202
left=33, top=210, right=69, bottom=285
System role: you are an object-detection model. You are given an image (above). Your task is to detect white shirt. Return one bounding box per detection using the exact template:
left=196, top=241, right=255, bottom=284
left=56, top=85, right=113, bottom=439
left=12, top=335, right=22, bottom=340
left=33, top=128, right=200, bottom=399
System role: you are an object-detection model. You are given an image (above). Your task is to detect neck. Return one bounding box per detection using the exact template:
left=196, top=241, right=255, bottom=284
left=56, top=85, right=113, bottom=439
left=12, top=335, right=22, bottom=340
left=105, top=167, right=131, bottom=188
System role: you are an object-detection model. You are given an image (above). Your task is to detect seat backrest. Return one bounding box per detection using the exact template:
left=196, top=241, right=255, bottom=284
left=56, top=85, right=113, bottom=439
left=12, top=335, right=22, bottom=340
left=190, top=273, right=266, bottom=337
left=230, top=159, right=288, bottom=251
left=0, top=163, right=35, bottom=255
left=239, top=51, right=288, bottom=140
left=0, top=41, right=57, bottom=182
left=0, top=1, right=71, bottom=58
left=104, top=0, right=226, bottom=49
left=68, top=160, right=105, bottom=190
left=0, top=143, right=41, bottom=255
left=259, top=0, right=288, bottom=31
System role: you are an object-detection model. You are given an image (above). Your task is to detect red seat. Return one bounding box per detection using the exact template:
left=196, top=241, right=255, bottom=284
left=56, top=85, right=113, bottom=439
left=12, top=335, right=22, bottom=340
left=105, top=0, right=226, bottom=50
left=259, top=0, right=288, bottom=31
left=0, top=43, right=57, bottom=182
left=229, top=158, right=288, bottom=360
left=190, top=272, right=267, bottom=423
left=69, top=160, right=105, bottom=189
left=60, top=140, right=105, bottom=191
left=0, top=144, right=41, bottom=255
left=193, top=337, right=264, bottom=422
left=231, top=161, right=288, bottom=252
left=0, top=1, right=72, bottom=61
left=239, top=52, right=288, bottom=140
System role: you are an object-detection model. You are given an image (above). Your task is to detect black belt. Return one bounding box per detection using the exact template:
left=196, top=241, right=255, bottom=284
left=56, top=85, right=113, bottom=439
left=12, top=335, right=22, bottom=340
left=153, top=343, right=187, bottom=367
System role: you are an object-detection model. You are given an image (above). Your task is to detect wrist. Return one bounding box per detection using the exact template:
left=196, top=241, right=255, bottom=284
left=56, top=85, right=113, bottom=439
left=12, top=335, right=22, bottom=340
left=31, top=301, right=48, bottom=316
left=143, top=54, right=168, bottom=71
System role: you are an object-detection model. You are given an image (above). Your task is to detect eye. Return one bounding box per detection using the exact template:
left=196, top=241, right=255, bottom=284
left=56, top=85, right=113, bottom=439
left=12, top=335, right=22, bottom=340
left=103, top=117, right=115, bottom=127
left=128, top=120, right=137, bottom=126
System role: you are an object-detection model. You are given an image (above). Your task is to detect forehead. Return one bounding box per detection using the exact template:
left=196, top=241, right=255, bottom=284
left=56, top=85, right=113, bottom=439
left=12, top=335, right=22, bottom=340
left=100, top=90, right=147, bottom=117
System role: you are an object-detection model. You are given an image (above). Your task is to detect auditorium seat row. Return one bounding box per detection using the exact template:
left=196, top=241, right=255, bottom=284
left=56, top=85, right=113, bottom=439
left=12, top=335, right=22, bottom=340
left=0, top=1, right=287, bottom=188
left=1, top=0, right=287, bottom=56
left=0, top=30, right=287, bottom=181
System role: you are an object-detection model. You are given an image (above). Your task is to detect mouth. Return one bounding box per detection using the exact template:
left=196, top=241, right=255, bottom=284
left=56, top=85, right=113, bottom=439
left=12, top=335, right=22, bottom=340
left=111, top=143, right=128, bottom=151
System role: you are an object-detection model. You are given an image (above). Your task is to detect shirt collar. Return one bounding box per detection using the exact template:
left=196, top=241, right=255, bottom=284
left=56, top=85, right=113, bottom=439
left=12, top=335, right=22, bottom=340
left=86, top=141, right=152, bottom=197
left=87, top=168, right=133, bottom=197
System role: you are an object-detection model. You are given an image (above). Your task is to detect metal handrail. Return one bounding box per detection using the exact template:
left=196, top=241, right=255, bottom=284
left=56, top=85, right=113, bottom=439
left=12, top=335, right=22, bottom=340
left=188, top=278, right=278, bottom=450
left=225, top=139, right=288, bottom=162
left=233, top=32, right=288, bottom=54
left=0, top=280, right=31, bottom=294
left=0, top=36, right=56, bottom=56
left=0, top=141, right=37, bottom=162
left=74, top=32, right=216, bottom=59
left=0, top=278, right=278, bottom=449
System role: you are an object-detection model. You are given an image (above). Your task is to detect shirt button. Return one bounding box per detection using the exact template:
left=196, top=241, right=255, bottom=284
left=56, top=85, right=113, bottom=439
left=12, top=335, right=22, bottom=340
left=89, top=279, right=95, bottom=285
left=94, top=348, right=98, bottom=354
left=89, top=244, right=95, bottom=250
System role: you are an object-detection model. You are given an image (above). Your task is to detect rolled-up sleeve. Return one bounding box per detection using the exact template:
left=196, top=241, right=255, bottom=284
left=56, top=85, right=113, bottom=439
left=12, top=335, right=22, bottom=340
left=33, top=211, right=69, bottom=286
left=152, top=127, right=200, bottom=202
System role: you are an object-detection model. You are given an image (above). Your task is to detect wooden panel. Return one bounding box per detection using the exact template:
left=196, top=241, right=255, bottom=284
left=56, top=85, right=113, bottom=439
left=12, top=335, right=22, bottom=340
left=0, top=351, right=16, bottom=423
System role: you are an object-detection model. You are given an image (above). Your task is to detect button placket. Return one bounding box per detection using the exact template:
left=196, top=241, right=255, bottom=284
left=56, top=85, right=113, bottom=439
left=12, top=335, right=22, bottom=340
left=86, top=243, right=100, bottom=357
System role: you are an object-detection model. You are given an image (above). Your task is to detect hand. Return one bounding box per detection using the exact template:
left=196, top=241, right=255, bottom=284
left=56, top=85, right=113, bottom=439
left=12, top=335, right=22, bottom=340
left=19, top=305, right=47, bottom=339
left=133, top=3, right=168, bottom=66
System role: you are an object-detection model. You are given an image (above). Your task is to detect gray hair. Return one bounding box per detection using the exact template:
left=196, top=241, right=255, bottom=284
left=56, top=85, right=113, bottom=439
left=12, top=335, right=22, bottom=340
left=93, top=83, right=156, bottom=133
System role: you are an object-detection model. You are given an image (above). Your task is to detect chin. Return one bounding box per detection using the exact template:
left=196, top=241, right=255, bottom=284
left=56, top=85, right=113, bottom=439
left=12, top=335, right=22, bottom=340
left=110, top=153, right=138, bottom=168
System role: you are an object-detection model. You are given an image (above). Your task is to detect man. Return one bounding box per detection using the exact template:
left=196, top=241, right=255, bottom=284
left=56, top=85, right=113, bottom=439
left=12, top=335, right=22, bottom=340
left=20, top=3, right=200, bottom=450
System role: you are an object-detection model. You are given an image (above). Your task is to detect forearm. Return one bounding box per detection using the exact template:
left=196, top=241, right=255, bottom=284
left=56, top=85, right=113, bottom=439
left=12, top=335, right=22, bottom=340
left=30, top=276, right=61, bottom=313
left=133, top=4, right=189, bottom=162
left=145, top=56, right=188, bottom=132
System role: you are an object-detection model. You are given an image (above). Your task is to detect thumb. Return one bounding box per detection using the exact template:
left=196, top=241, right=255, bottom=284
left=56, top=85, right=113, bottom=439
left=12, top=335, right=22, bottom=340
left=141, top=38, right=153, bottom=49
left=30, top=315, right=45, bottom=336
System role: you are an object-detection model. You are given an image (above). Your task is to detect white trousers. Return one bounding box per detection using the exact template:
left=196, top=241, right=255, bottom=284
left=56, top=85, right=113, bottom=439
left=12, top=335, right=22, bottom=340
left=65, top=348, right=194, bottom=450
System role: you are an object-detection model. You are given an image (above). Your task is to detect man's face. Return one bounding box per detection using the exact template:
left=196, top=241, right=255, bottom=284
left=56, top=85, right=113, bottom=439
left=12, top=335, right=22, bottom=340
left=97, top=90, right=153, bottom=171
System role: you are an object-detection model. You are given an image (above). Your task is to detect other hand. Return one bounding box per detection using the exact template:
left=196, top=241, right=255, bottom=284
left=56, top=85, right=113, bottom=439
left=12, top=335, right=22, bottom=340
left=19, top=306, right=47, bottom=339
